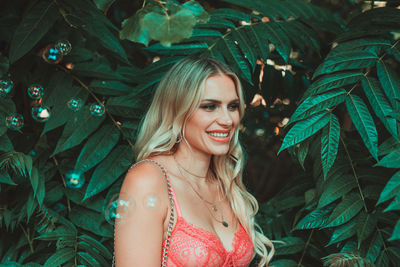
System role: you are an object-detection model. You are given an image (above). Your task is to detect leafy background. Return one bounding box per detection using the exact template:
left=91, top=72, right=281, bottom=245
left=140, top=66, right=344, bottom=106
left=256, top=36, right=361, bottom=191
left=0, top=0, right=399, bottom=266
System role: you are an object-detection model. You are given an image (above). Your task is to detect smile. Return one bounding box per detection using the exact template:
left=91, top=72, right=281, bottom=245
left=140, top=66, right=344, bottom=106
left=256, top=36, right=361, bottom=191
left=206, top=131, right=230, bottom=143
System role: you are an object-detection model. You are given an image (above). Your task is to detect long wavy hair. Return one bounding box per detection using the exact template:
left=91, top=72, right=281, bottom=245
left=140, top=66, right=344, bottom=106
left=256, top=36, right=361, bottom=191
left=134, top=56, right=274, bottom=266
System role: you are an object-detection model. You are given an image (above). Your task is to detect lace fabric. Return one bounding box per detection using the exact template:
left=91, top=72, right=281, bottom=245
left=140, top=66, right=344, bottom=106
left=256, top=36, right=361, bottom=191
left=162, top=171, right=254, bottom=267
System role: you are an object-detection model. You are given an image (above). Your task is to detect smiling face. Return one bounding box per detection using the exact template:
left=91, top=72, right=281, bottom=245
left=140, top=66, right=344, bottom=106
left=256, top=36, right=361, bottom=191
left=179, top=74, right=241, bottom=157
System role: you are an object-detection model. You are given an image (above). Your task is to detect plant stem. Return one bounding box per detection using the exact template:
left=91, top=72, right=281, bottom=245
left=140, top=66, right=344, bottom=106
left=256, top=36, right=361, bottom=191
left=52, top=157, right=71, bottom=212
left=340, top=136, right=368, bottom=213
left=19, top=223, right=34, bottom=252
left=297, top=229, right=314, bottom=267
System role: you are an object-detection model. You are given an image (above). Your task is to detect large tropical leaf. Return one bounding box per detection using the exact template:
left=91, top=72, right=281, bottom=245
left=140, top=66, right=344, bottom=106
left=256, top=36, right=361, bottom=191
left=362, top=76, right=398, bottom=139
left=43, top=248, right=75, bottom=267
left=302, top=71, right=363, bottom=100
left=320, top=114, right=341, bottom=178
left=377, top=171, right=400, bottom=205
left=327, top=220, right=357, bottom=246
left=345, top=94, right=378, bottom=160
left=75, top=124, right=120, bottom=172
left=356, top=212, right=377, bottom=248
left=51, top=107, right=105, bottom=156
left=295, top=206, right=333, bottom=230
left=375, top=149, right=400, bottom=168
left=325, top=193, right=364, bottom=228
left=390, top=220, right=400, bottom=241
left=289, top=89, right=346, bottom=125
left=279, top=110, right=330, bottom=154
left=9, top=1, right=59, bottom=63
left=313, top=51, right=378, bottom=79
left=274, top=236, right=305, bottom=255
left=83, top=145, right=134, bottom=200
left=318, top=174, right=357, bottom=209
left=376, top=60, right=400, bottom=111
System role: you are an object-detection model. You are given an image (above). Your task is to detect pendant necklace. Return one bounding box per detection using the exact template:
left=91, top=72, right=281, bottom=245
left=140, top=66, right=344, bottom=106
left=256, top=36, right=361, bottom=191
left=174, top=157, right=229, bottom=227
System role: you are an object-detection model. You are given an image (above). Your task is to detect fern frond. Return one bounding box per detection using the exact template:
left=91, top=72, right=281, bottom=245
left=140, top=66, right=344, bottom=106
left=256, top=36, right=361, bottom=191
left=322, top=252, right=375, bottom=267
left=0, top=151, right=32, bottom=177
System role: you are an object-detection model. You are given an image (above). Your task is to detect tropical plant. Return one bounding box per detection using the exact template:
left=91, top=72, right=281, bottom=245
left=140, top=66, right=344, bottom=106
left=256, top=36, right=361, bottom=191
left=0, top=0, right=399, bottom=266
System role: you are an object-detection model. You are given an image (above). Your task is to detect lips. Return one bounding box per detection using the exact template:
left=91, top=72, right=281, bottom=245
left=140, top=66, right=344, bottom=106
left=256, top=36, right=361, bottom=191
left=206, top=129, right=231, bottom=143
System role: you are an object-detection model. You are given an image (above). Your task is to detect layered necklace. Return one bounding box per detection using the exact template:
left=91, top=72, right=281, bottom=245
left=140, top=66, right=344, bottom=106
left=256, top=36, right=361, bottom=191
left=174, top=156, right=229, bottom=227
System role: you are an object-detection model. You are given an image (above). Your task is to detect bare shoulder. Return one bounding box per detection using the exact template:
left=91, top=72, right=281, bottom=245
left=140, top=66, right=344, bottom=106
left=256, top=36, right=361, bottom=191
left=121, top=160, right=168, bottom=196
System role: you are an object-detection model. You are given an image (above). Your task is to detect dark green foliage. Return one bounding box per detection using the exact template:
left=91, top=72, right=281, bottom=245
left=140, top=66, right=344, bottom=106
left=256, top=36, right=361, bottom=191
left=0, top=0, right=399, bottom=266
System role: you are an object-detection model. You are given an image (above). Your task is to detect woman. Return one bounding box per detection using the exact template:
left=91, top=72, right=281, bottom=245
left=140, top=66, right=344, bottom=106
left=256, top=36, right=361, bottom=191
left=114, top=56, right=274, bottom=266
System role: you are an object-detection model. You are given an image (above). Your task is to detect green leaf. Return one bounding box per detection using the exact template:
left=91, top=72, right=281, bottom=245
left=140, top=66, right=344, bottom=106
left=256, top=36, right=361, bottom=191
left=389, top=219, right=400, bottom=241
left=78, top=251, right=100, bottom=266
left=231, top=29, right=256, bottom=71
left=269, top=259, right=298, bottom=267
left=0, top=171, right=16, bottom=185
left=325, top=193, right=364, bottom=228
left=0, top=134, right=13, bottom=152
left=210, top=8, right=250, bottom=22
left=295, top=207, right=333, bottom=230
left=75, top=124, right=119, bottom=172
left=182, top=0, right=210, bottom=23
left=26, top=192, right=37, bottom=223
left=290, top=89, right=346, bottom=125
left=279, top=111, right=330, bottom=154
left=375, top=150, right=400, bottom=168
left=377, top=60, right=400, bottom=111
left=120, top=4, right=152, bottom=46
left=321, top=114, right=341, bottom=178
left=69, top=206, right=112, bottom=237
left=330, top=38, right=392, bottom=55
left=9, top=1, right=59, bottom=63
left=260, top=22, right=291, bottom=62
left=356, top=212, right=377, bottom=248
left=384, top=194, right=400, bottom=212
left=106, top=95, right=144, bottom=118
left=84, top=145, right=134, bottom=200
left=302, top=71, right=363, bottom=101
left=79, top=234, right=112, bottom=259
left=297, top=139, right=310, bottom=170
left=0, top=56, right=9, bottom=77
left=362, top=232, right=383, bottom=264
left=89, top=80, right=133, bottom=96
left=29, top=167, right=39, bottom=198
left=327, top=219, right=357, bottom=246
left=145, top=43, right=208, bottom=55
left=94, top=0, right=116, bottom=12
left=72, top=61, right=124, bottom=80
left=345, top=94, right=378, bottom=160
left=377, top=171, right=400, bottom=204
left=143, top=9, right=197, bottom=46
left=318, top=175, right=357, bottom=209
left=51, top=107, right=105, bottom=156
left=43, top=248, right=75, bottom=267
left=215, top=34, right=252, bottom=82
left=275, top=237, right=304, bottom=255
left=362, top=76, right=398, bottom=138
left=313, top=51, right=378, bottom=79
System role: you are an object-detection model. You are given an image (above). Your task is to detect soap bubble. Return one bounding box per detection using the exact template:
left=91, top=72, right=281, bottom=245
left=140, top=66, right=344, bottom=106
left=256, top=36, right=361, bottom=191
left=65, top=169, right=85, bottom=189
left=89, top=103, right=105, bottom=117
left=31, top=106, right=51, bottom=122
left=55, top=40, right=72, bottom=55
left=67, top=98, right=83, bottom=112
left=5, top=113, right=24, bottom=131
left=27, top=84, right=44, bottom=99
left=0, top=79, right=14, bottom=97
left=105, top=193, right=135, bottom=225
left=142, top=193, right=160, bottom=210
left=41, top=44, right=63, bottom=64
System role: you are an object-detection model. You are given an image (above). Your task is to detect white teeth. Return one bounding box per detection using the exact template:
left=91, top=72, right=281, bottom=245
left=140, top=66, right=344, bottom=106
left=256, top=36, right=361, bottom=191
left=208, top=132, right=228, bottom=137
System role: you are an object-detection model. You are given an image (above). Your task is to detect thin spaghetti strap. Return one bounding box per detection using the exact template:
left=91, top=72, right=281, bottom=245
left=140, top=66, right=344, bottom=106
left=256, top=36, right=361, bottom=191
left=130, top=159, right=182, bottom=217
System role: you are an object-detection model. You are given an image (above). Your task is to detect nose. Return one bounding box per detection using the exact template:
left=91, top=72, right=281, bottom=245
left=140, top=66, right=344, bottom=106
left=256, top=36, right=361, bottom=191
left=217, top=108, right=233, bottom=126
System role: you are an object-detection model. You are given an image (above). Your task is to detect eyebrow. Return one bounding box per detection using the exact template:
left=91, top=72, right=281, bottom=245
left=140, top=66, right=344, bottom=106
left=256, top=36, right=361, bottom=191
left=201, top=99, right=240, bottom=104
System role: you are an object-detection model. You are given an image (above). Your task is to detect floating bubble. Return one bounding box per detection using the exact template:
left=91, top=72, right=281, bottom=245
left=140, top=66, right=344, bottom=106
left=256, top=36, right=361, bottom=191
left=55, top=40, right=72, bottom=55
left=0, top=79, right=14, bottom=97
left=142, top=193, right=160, bottom=210
left=27, top=84, right=44, bottom=99
left=65, top=169, right=85, bottom=189
left=41, top=44, right=63, bottom=64
left=5, top=113, right=24, bottom=131
left=105, top=193, right=135, bottom=225
left=89, top=103, right=105, bottom=117
left=31, top=106, right=51, bottom=122
left=67, top=98, right=83, bottom=112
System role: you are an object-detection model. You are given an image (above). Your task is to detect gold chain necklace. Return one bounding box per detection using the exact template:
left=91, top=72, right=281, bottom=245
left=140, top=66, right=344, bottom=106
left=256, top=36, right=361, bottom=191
left=174, top=157, right=229, bottom=227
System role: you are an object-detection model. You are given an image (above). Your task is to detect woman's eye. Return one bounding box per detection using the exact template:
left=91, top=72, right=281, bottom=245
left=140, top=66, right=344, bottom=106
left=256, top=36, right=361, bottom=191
left=228, top=104, right=239, bottom=111
left=200, top=104, right=216, bottom=111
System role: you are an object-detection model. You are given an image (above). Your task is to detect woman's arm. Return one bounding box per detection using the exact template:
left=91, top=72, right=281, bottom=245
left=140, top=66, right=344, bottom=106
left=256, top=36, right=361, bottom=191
left=114, top=162, right=169, bottom=266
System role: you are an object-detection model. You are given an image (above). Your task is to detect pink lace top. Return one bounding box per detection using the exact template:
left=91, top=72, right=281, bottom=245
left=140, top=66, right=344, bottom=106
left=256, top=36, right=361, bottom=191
left=161, top=168, right=254, bottom=266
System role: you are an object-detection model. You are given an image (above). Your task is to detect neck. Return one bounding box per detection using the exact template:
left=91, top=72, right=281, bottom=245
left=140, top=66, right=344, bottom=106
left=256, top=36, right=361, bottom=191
left=174, top=146, right=211, bottom=182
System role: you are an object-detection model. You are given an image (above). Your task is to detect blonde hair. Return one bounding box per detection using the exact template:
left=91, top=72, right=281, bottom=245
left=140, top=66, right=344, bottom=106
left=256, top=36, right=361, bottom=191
left=134, top=56, right=274, bottom=266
